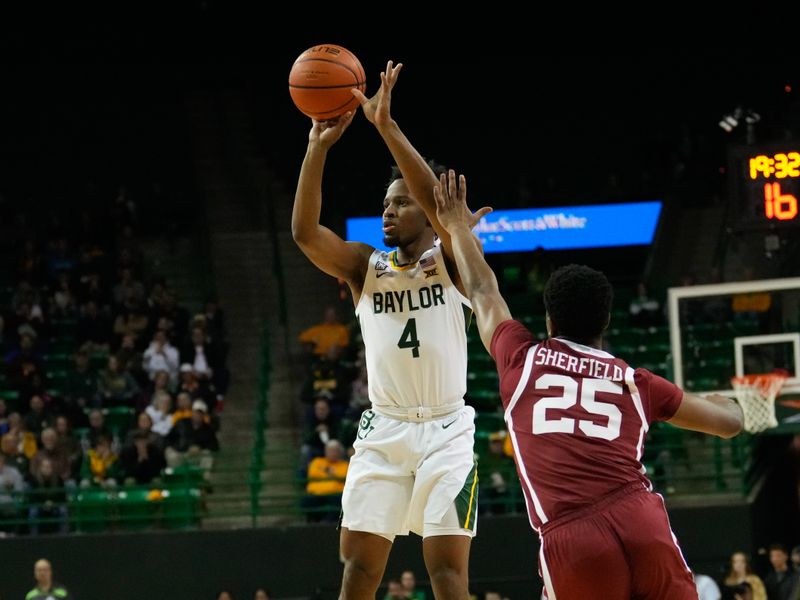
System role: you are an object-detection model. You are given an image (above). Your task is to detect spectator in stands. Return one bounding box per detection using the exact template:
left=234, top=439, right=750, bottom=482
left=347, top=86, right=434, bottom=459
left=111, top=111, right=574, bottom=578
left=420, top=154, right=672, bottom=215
left=478, top=431, right=516, bottom=515
left=723, top=551, right=766, bottom=600
left=76, top=299, right=112, bottom=352
left=303, top=439, right=348, bottom=523
left=5, top=328, right=44, bottom=393
left=301, top=397, right=340, bottom=467
left=171, top=391, right=194, bottom=426
left=143, top=329, right=180, bottom=386
left=120, top=430, right=166, bottom=485
left=49, top=272, right=77, bottom=318
left=23, top=395, right=53, bottom=439
left=177, top=363, right=216, bottom=411
left=46, top=237, right=77, bottom=281
left=77, top=271, right=111, bottom=311
left=181, top=325, right=227, bottom=396
left=96, top=355, right=140, bottom=407
left=86, top=409, right=112, bottom=448
left=165, top=399, right=219, bottom=470
left=54, top=415, right=81, bottom=480
left=26, top=559, right=72, bottom=599
left=792, top=546, right=800, bottom=571
left=28, top=457, right=69, bottom=534
left=113, top=267, right=146, bottom=308
left=253, top=588, right=270, bottom=600
left=63, top=350, right=96, bottom=426
left=0, top=451, right=24, bottom=530
left=80, top=434, right=120, bottom=488
left=384, top=580, right=406, bottom=600
left=216, top=592, right=234, bottom=600
left=29, top=427, right=72, bottom=484
left=10, top=281, right=46, bottom=339
left=155, top=290, right=190, bottom=348
left=764, top=543, right=799, bottom=600
left=116, top=332, right=144, bottom=378
left=628, top=282, right=663, bottom=328
left=301, top=345, right=351, bottom=416
left=298, top=306, right=350, bottom=360
left=125, top=411, right=161, bottom=448
left=401, top=570, right=426, bottom=600
left=348, top=364, right=370, bottom=419
left=113, top=301, right=150, bottom=351
left=1, top=417, right=36, bottom=472
left=140, top=369, right=172, bottom=411
left=146, top=390, right=174, bottom=438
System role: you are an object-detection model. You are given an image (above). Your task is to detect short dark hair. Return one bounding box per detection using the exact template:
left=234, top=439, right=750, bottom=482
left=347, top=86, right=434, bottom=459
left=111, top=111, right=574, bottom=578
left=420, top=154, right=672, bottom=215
left=387, top=159, right=447, bottom=189
left=543, top=264, right=613, bottom=343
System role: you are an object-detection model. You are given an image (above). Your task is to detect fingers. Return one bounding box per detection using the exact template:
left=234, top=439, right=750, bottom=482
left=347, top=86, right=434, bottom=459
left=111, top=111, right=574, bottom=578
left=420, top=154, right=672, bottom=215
left=473, top=206, right=493, bottom=220
left=351, top=88, right=368, bottom=104
left=448, top=169, right=458, bottom=201
left=459, top=173, right=467, bottom=202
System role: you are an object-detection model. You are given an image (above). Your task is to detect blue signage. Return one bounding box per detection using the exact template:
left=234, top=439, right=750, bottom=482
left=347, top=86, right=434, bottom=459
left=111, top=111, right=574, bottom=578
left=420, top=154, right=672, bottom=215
left=346, top=201, right=662, bottom=253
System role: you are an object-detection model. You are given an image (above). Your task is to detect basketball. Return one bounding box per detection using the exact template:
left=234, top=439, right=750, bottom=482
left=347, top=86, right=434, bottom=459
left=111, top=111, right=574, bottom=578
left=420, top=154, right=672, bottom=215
left=288, top=44, right=366, bottom=120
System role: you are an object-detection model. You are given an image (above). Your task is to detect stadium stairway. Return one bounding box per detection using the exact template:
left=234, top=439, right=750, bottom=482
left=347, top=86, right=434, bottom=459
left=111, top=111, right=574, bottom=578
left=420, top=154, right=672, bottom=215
left=183, top=90, right=303, bottom=527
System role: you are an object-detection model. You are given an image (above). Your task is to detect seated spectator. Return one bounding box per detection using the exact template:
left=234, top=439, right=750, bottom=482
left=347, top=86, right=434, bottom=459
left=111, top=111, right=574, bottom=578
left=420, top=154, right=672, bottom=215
left=63, top=350, right=97, bottom=424
left=116, top=332, right=144, bottom=379
left=112, top=301, right=149, bottom=350
left=112, top=267, right=146, bottom=308
left=728, top=581, right=753, bottom=600
left=28, top=457, right=69, bottom=535
left=164, top=399, right=219, bottom=470
left=0, top=398, right=9, bottom=435
left=80, top=434, right=120, bottom=488
left=76, top=300, right=112, bottom=352
left=96, top=355, right=140, bottom=407
left=301, top=398, right=340, bottom=467
left=142, top=330, right=180, bottom=386
left=400, top=570, right=426, bottom=600
left=253, top=589, right=270, bottom=600
left=723, top=551, right=766, bottom=600
left=5, top=328, right=44, bottom=393
left=303, top=439, right=348, bottom=523
left=86, top=408, right=113, bottom=449
left=49, top=272, right=77, bottom=318
left=0, top=451, right=25, bottom=532
left=181, top=325, right=228, bottom=398
left=1, top=418, right=36, bottom=473
left=125, top=411, right=161, bottom=446
left=201, top=297, right=226, bottom=346
left=29, top=427, right=73, bottom=485
left=298, top=306, right=350, bottom=360
left=693, top=572, right=721, bottom=600
left=177, top=363, right=217, bottom=412
left=301, top=346, right=351, bottom=416
left=171, top=392, right=194, bottom=426
left=54, top=415, right=82, bottom=480
left=628, top=282, right=663, bottom=327
left=348, top=364, right=370, bottom=419
left=119, top=430, right=166, bottom=485
left=146, top=391, right=174, bottom=438
left=23, top=395, right=53, bottom=439
left=384, top=580, right=405, bottom=600
left=139, top=369, right=172, bottom=413
left=764, top=544, right=799, bottom=600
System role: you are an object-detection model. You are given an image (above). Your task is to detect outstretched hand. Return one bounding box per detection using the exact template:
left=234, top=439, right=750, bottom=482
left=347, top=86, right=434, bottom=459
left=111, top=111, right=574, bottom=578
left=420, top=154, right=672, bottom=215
left=308, top=110, right=356, bottom=148
left=434, top=170, right=492, bottom=233
left=352, top=60, right=402, bottom=128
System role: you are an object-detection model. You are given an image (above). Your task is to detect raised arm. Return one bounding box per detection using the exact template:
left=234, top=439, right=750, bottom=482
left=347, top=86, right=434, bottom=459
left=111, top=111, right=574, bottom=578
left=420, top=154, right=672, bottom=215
left=434, top=170, right=512, bottom=353
left=667, top=392, right=743, bottom=439
left=352, top=62, right=489, bottom=286
left=291, top=112, right=372, bottom=295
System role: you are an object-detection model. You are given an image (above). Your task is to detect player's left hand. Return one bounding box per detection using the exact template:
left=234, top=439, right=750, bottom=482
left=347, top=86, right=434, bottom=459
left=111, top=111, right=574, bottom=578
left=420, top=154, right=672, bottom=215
left=352, top=60, right=402, bottom=129
left=435, top=170, right=492, bottom=232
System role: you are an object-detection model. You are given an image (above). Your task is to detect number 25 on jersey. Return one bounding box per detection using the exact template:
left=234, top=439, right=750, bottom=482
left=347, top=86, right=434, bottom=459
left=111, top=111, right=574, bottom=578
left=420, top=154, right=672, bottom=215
left=532, top=374, right=623, bottom=440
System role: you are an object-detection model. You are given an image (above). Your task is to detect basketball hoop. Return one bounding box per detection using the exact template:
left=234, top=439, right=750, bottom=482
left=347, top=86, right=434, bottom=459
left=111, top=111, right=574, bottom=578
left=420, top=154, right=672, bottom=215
left=730, top=371, right=788, bottom=433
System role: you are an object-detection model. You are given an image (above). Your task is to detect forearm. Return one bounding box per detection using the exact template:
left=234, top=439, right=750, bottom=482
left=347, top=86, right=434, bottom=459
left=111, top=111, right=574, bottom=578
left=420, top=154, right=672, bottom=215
left=292, top=143, right=328, bottom=242
left=377, top=120, right=438, bottom=214
left=447, top=224, right=499, bottom=297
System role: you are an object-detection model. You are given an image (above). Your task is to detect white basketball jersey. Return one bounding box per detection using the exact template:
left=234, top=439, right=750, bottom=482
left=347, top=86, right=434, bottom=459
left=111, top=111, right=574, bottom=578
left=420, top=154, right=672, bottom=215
left=356, top=245, right=472, bottom=410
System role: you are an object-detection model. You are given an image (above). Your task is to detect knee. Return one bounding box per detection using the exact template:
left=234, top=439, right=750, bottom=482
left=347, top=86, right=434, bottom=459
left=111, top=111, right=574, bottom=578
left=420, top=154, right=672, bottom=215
left=428, top=564, right=466, bottom=588
left=342, top=556, right=384, bottom=584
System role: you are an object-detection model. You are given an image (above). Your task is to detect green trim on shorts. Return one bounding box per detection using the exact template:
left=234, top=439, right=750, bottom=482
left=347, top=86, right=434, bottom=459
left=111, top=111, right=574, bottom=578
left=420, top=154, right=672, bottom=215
left=455, top=462, right=479, bottom=531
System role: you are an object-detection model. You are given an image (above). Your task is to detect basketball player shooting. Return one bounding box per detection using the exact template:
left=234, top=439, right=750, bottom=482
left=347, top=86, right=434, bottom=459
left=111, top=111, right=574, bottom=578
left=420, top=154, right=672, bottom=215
left=433, top=170, right=745, bottom=600
left=292, top=62, right=489, bottom=600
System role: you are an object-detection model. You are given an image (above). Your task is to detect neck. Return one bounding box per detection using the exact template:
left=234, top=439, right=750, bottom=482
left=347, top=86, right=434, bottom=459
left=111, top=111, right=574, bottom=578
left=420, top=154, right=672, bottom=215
left=555, top=334, right=603, bottom=349
left=396, top=234, right=435, bottom=266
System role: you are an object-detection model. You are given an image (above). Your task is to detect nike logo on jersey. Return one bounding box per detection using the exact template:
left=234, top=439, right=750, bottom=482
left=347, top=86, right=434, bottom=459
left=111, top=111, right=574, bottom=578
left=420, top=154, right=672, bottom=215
left=376, top=271, right=392, bottom=278
left=442, top=418, right=458, bottom=429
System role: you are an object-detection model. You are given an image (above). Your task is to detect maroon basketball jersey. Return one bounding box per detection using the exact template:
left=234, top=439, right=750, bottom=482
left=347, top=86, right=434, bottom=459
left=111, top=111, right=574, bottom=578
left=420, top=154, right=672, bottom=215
left=490, top=320, right=682, bottom=533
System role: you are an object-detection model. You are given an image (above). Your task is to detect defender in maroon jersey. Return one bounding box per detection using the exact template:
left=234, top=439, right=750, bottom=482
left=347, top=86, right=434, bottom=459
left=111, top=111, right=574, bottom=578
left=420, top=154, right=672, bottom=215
left=433, top=170, right=744, bottom=600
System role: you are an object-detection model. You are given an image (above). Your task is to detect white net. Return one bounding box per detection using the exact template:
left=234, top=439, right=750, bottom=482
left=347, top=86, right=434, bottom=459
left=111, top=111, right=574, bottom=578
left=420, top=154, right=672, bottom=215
left=730, top=373, right=787, bottom=433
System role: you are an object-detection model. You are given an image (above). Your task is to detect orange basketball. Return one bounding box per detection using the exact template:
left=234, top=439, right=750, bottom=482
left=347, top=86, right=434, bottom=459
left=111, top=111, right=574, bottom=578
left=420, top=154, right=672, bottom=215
left=288, top=44, right=366, bottom=120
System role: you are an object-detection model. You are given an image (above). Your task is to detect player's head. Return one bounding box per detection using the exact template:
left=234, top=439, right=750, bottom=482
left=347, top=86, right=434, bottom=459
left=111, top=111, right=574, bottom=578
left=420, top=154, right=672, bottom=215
left=544, top=264, right=613, bottom=344
left=382, top=160, right=446, bottom=248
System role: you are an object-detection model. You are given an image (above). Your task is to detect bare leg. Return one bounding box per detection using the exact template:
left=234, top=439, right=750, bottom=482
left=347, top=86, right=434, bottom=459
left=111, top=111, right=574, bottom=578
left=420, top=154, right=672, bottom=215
left=339, top=527, right=393, bottom=600
left=422, top=535, right=471, bottom=600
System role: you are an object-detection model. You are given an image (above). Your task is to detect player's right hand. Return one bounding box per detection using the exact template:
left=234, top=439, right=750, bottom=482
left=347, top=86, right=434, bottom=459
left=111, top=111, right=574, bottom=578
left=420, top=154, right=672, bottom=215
left=309, top=111, right=356, bottom=148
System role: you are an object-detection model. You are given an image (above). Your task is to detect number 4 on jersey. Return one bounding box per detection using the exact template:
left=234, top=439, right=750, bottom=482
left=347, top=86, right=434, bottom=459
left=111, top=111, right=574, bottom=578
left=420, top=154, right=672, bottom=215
left=398, top=318, right=420, bottom=358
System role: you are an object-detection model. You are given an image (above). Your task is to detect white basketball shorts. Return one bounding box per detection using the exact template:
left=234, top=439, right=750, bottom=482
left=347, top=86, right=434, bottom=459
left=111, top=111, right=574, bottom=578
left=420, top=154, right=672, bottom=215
left=341, top=405, right=478, bottom=540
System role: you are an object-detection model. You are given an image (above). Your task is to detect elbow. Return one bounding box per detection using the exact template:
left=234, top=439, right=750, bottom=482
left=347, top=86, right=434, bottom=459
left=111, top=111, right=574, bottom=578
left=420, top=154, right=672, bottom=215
left=719, top=411, right=745, bottom=439
left=291, top=222, right=309, bottom=244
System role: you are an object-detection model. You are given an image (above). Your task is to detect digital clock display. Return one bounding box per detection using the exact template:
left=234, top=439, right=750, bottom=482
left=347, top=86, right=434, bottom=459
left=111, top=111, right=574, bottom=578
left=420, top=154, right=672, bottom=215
left=729, top=145, right=800, bottom=227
